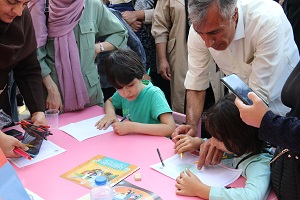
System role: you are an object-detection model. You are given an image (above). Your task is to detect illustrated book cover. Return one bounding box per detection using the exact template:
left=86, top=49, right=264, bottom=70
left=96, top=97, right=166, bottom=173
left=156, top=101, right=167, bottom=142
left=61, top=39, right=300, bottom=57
left=61, top=154, right=139, bottom=188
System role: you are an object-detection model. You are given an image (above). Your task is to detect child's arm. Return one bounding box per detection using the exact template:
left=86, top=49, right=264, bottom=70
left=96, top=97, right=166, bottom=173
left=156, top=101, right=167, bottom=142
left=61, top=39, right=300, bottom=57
left=176, top=169, right=210, bottom=199
left=112, top=113, right=176, bottom=136
left=95, top=98, right=118, bottom=130
left=173, top=135, right=204, bottom=154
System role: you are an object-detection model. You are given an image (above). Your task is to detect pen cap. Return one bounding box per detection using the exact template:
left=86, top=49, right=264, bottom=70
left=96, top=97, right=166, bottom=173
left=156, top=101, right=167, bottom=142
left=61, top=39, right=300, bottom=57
left=94, top=176, right=108, bottom=186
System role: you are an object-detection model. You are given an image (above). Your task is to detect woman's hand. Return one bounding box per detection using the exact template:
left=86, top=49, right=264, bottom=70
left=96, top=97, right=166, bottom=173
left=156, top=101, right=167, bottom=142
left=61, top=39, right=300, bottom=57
left=0, top=131, right=28, bottom=158
left=234, top=92, right=268, bottom=128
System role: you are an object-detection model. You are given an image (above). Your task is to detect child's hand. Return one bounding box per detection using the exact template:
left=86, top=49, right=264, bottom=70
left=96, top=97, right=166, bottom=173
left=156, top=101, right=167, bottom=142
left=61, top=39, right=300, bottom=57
left=112, top=121, right=133, bottom=135
left=176, top=169, right=209, bottom=198
left=173, top=135, right=203, bottom=154
left=95, top=115, right=118, bottom=130
left=171, top=124, right=197, bottom=143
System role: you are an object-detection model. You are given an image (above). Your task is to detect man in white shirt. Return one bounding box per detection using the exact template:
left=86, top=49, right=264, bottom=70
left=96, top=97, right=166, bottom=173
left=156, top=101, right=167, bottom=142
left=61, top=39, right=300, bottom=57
left=172, top=0, right=299, bottom=168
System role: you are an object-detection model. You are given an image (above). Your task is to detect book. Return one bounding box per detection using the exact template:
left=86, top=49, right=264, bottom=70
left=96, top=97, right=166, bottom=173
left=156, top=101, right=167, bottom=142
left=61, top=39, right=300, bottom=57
left=61, top=154, right=139, bottom=188
left=151, top=152, right=242, bottom=187
left=77, top=180, right=162, bottom=200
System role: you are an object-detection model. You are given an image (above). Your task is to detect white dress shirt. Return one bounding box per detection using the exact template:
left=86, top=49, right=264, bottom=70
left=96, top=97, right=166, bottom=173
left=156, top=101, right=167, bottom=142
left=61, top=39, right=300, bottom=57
left=185, top=0, right=299, bottom=115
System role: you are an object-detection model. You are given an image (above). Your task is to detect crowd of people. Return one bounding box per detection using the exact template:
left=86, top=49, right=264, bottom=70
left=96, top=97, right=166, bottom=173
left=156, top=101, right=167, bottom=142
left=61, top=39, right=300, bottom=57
left=0, top=0, right=299, bottom=199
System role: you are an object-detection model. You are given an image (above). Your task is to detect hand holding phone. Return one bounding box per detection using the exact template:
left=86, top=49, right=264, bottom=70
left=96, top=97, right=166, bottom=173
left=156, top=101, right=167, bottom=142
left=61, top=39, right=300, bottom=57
left=4, top=129, right=24, bottom=140
left=221, top=74, right=268, bottom=106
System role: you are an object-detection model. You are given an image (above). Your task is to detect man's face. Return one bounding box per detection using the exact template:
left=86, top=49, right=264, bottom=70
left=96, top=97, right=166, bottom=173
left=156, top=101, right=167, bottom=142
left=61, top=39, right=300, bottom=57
left=193, top=3, right=238, bottom=51
left=0, top=0, right=30, bottom=23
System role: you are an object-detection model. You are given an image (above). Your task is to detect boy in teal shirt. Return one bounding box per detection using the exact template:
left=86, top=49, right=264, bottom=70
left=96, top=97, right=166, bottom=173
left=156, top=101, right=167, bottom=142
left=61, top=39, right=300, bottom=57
left=96, top=49, right=176, bottom=136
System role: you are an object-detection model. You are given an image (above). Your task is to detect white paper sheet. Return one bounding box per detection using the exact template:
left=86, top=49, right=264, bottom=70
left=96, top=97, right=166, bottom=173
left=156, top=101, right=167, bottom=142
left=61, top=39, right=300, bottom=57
left=59, top=115, right=114, bottom=141
left=151, top=153, right=242, bottom=187
left=9, top=140, right=66, bottom=168
left=25, top=188, right=44, bottom=200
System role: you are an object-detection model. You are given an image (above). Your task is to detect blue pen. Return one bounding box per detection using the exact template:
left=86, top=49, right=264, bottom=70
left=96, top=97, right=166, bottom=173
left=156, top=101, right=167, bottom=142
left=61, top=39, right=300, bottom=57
left=120, top=114, right=130, bottom=122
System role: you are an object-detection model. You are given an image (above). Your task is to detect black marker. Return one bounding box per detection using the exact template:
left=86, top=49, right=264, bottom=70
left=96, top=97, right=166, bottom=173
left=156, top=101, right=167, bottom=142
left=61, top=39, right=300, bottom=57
left=157, top=148, right=165, bottom=167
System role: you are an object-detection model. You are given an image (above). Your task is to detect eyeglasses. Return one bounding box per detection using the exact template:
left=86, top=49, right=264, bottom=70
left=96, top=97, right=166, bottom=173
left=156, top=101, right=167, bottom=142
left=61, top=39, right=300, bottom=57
left=0, top=84, right=7, bottom=95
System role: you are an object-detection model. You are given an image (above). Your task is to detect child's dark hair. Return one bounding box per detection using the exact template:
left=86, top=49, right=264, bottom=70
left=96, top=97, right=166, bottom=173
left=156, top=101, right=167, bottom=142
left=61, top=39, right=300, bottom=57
left=204, top=94, right=267, bottom=156
left=105, top=49, right=145, bottom=89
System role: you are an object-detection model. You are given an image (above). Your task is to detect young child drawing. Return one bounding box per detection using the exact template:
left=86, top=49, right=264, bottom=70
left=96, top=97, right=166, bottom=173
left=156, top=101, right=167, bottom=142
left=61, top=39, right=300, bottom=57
left=173, top=94, right=273, bottom=199
left=95, top=49, right=176, bottom=136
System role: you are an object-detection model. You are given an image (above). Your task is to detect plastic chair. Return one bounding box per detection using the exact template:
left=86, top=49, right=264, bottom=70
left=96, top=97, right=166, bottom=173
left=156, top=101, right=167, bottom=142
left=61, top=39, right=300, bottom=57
left=172, top=111, right=202, bottom=137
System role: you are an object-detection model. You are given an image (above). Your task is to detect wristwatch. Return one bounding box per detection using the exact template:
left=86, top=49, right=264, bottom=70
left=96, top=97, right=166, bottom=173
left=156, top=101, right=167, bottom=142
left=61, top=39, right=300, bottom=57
left=99, top=42, right=104, bottom=52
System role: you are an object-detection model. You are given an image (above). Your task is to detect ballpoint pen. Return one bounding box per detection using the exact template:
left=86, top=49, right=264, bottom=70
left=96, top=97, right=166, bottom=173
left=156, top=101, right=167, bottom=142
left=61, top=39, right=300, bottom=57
left=120, top=114, right=130, bottom=122
left=156, top=148, right=165, bottom=167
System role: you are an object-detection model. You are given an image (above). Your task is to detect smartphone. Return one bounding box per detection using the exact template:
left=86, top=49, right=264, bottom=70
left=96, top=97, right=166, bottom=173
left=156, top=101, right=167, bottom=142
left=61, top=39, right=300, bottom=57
left=4, top=129, right=24, bottom=140
left=221, top=74, right=268, bottom=106
left=21, top=130, right=45, bottom=157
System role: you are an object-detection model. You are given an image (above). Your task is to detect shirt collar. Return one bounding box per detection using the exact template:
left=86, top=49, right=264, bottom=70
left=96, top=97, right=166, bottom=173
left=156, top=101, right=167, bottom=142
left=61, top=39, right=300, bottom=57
left=233, top=1, right=245, bottom=41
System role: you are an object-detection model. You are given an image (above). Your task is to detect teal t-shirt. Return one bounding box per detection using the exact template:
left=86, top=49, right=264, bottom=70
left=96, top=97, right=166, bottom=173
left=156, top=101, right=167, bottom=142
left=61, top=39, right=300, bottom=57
left=111, top=81, right=172, bottom=124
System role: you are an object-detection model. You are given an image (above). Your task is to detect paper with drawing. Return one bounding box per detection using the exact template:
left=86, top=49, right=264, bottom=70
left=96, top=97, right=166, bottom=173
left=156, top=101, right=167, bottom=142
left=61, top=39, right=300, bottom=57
left=151, top=153, right=242, bottom=187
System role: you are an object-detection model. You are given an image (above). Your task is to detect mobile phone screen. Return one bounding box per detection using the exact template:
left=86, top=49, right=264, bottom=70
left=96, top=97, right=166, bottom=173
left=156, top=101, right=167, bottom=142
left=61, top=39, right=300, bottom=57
left=22, top=131, right=44, bottom=157
left=221, top=74, right=268, bottom=106
left=4, top=129, right=24, bottom=140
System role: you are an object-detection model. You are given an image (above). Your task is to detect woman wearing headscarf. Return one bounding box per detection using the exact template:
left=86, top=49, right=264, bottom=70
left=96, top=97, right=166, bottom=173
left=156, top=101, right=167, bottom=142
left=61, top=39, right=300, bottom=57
left=28, top=0, right=128, bottom=112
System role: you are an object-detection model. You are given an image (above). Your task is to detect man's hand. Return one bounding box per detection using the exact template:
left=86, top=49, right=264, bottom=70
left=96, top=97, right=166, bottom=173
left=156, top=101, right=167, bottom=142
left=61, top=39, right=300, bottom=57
left=159, top=59, right=171, bottom=81
left=197, top=139, right=224, bottom=170
left=130, top=21, right=142, bottom=32
left=171, top=124, right=197, bottom=143
left=121, top=11, right=138, bottom=25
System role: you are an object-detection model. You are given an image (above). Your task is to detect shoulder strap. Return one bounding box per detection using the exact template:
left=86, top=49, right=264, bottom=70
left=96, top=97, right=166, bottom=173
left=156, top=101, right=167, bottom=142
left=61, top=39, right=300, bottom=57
left=44, top=0, right=49, bottom=26
left=235, top=149, right=272, bottom=169
left=235, top=153, right=255, bottom=169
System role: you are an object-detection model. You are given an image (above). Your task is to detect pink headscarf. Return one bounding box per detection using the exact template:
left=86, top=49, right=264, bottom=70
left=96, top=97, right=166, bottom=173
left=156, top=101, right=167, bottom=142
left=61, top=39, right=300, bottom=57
left=29, top=0, right=90, bottom=112
left=28, top=0, right=47, bottom=48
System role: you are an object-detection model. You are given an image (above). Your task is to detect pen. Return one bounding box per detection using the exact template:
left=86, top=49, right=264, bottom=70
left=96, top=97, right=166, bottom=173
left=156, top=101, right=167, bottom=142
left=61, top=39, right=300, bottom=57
left=180, top=152, right=183, bottom=159
left=13, top=147, right=32, bottom=160
left=120, top=114, right=130, bottom=122
left=156, top=148, right=165, bottom=167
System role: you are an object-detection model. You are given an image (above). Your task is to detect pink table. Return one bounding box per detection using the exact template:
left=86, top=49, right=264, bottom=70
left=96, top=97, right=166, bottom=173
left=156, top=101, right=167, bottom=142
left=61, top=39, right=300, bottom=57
left=10, top=106, right=277, bottom=200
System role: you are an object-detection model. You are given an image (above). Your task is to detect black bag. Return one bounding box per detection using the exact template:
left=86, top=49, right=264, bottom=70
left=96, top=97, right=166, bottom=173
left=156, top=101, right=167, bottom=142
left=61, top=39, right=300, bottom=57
left=270, top=147, right=300, bottom=199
